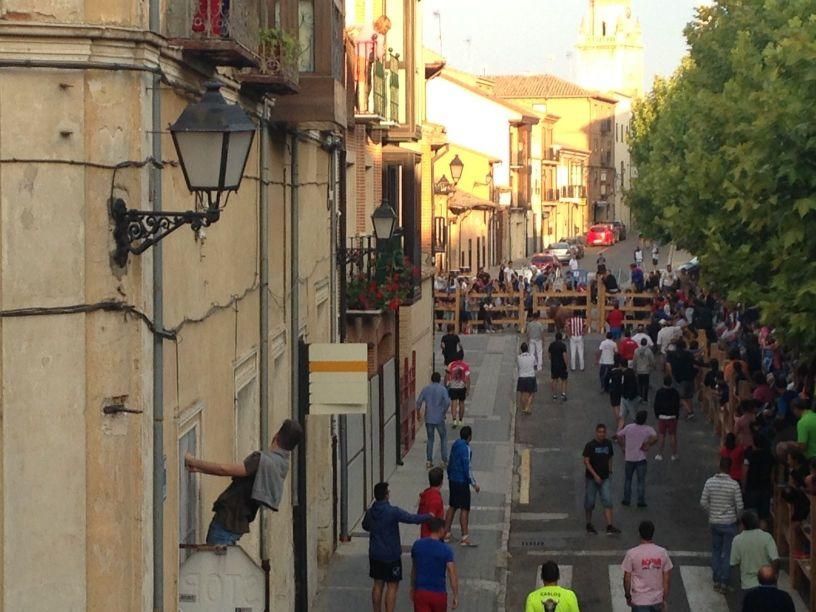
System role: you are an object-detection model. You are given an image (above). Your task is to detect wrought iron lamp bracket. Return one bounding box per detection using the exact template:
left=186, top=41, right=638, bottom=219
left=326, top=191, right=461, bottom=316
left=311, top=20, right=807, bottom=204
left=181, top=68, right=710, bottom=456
left=111, top=197, right=221, bottom=267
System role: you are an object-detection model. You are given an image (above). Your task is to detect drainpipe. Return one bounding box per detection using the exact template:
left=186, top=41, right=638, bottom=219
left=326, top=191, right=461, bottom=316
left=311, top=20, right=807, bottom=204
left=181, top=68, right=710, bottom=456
left=290, top=134, right=309, bottom=612
left=337, top=146, right=350, bottom=542
left=259, top=102, right=271, bottom=611
left=148, top=0, right=164, bottom=610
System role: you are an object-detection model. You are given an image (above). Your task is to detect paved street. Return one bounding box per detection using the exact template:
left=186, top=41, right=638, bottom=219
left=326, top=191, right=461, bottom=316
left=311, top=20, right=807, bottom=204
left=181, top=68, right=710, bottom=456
left=314, top=332, right=519, bottom=612
left=505, top=237, right=807, bottom=612
left=315, top=236, right=808, bottom=612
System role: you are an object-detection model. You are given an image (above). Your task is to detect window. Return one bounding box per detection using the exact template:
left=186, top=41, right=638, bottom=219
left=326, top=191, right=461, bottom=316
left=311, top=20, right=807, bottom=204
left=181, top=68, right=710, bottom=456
left=178, top=420, right=200, bottom=564
left=298, top=0, right=315, bottom=71
left=235, top=379, right=259, bottom=461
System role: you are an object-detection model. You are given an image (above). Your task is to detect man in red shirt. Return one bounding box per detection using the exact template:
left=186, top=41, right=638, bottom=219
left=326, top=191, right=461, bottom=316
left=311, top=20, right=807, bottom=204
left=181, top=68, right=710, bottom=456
left=418, top=467, right=446, bottom=538
left=618, top=329, right=638, bottom=366
left=607, top=302, right=625, bottom=340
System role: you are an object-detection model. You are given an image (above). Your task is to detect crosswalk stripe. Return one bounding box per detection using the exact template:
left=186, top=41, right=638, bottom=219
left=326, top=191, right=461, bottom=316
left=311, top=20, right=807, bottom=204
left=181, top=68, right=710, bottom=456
left=519, top=448, right=531, bottom=505
left=535, top=564, right=573, bottom=589
left=607, top=565, right=628, bottom=612
left=679, top=566, right=728, bottom=611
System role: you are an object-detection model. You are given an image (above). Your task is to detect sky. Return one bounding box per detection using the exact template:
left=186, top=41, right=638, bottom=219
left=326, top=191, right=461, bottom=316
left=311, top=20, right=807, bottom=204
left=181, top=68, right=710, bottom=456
left=421, top=0, right=711, bottom=87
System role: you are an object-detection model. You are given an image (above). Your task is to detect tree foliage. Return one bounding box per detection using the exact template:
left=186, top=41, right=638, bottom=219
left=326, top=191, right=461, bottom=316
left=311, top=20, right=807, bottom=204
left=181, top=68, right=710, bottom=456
left=629, top=0, right=816, bottom=356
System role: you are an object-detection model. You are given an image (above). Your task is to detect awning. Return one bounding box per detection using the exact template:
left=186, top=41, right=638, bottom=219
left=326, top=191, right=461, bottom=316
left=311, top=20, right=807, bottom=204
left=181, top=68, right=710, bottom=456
left=448, top=191, right=497, bottom=214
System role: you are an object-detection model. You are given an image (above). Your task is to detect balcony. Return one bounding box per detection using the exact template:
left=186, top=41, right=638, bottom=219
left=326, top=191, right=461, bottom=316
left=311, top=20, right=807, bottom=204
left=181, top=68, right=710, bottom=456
left=559, top=185, right=586, bottom=200
left=238, top=27, right=300, bottom=94
left=165, top=0, right=260, bottom=67
left=271, top=0, right=347, bottom=128
left=352, top=39, right=401, bottom=126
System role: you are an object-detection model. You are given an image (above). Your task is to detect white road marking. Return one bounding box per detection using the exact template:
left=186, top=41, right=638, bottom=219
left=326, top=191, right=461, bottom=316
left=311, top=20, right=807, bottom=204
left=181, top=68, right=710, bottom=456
left=527, top=549, right=711, bottom=558
left=519, top=448, right=531, bottom=505
left=535, top=564, right=573, bottom=589
left=679, top=566, right=728, bottom=612
left=608, top=565, right=629, bottom=612
left=511, top=512, right=569, bottom=521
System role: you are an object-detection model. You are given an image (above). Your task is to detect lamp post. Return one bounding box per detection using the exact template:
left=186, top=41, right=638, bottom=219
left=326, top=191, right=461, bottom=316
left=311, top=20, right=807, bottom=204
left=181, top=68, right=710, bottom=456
left=111, top=81, right=256, bottom=266
left=449, top=154, right=464, bottom=185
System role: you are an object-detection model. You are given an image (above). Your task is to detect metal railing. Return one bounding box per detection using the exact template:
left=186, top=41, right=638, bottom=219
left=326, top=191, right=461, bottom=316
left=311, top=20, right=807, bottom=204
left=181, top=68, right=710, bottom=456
left=165, top=0, right=261, bottom=53
left=387, top=50, right=400, bottom=123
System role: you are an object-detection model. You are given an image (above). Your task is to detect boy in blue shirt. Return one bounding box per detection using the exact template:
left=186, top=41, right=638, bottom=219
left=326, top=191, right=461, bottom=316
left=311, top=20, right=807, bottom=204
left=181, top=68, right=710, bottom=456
left=411, top=518, right=459, bottom=611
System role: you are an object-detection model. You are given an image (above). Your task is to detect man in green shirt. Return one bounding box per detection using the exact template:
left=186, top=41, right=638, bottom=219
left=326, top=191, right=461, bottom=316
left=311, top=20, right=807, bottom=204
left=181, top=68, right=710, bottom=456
left=796, top=399, right=816, bottom=459
left=730, top=510, right=779, bottom=590
left=525, top=561, right=580, bottom=612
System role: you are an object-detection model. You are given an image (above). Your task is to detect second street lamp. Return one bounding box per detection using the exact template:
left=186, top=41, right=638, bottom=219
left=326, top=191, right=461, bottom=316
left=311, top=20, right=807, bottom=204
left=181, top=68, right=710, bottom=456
left=371, top=200, right=398, bottom=242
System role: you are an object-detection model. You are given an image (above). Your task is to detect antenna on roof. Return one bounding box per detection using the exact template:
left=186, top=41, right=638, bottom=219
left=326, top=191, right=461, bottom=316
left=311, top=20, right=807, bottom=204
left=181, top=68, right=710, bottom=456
left=433, top=10, right=443, bottom=54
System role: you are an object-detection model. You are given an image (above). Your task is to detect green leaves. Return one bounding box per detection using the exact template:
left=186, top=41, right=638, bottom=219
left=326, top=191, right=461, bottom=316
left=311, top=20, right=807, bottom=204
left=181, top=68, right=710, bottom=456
left=629, top=0, right=816, bottom=357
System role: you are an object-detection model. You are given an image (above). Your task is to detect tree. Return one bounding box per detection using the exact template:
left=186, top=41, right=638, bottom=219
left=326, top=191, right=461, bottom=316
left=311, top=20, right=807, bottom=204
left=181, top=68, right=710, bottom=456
left=628, top=0, right=816, bottom=356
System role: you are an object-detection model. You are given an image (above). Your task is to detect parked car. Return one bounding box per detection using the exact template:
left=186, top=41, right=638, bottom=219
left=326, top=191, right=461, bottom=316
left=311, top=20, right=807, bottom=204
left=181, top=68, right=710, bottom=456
left=546, top=241, right=572, bottom=263
left=530, top=253, right=560, bottom=273
left=610, top=220, right=627, bottom=240
left=586, top=224, right=616, bottom=246
left=678, top=257, right=700, bottom=281
left=563, top=236, right=585, bottom=259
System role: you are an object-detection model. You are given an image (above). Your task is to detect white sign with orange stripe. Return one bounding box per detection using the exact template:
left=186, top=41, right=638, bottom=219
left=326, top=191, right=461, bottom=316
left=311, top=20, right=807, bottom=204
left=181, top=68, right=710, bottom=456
left=309, top=343, right=369, bottom=415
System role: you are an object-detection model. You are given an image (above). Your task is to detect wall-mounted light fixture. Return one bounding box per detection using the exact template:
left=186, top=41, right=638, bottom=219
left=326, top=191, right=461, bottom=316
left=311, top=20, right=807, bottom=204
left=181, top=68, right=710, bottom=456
left=111, top=82, right=256, bottom=266
left=449, top=154, right=464, bottom=185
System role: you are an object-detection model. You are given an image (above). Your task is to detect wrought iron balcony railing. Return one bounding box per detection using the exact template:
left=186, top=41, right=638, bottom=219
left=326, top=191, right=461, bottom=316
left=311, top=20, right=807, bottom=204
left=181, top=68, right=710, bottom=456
left=166, top=0, right=261, bottom=67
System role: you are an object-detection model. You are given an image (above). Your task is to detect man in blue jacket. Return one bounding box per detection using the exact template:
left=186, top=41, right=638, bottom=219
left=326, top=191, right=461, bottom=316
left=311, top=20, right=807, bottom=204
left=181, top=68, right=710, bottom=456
left=362, top=481, right=433, bottom=612
left=444, top=426, right=480, bottom=547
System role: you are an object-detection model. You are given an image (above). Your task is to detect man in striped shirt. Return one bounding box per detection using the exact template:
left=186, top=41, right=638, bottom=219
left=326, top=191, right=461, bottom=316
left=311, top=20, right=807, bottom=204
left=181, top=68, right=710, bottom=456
left=566, top=311, right=586, bottom=371
left=700, top=456, right=744, bottom=593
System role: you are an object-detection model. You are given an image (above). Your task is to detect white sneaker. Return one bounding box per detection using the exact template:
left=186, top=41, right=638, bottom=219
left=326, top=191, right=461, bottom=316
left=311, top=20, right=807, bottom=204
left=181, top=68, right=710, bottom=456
left=671, top=455, right=679, bottom=461
left=654, top=454, right=663, bottom=461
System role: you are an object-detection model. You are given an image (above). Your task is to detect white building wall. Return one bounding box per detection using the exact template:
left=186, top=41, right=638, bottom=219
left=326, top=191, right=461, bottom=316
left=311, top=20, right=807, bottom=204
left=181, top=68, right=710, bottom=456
left=426, top=77, right=517, bottom=187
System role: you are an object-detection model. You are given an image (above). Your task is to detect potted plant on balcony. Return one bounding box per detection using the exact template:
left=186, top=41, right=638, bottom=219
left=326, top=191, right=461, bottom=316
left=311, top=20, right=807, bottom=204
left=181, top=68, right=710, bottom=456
left=347, top=255, right=417, bottom=313
left=238, top=26, right=301, bottom=94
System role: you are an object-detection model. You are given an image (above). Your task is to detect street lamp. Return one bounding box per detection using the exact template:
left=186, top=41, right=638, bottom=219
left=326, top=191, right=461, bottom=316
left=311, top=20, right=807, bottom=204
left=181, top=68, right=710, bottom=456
left=111, top=81, right=256, bottom=266
left=371, top=199, right=398, bottom=242
left=449, top=154, right=464, bottom=185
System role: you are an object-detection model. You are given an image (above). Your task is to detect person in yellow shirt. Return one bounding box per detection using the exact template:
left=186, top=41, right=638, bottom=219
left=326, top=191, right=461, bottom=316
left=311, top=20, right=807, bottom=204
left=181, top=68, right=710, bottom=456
left=525, top=561, right=581, bottom=612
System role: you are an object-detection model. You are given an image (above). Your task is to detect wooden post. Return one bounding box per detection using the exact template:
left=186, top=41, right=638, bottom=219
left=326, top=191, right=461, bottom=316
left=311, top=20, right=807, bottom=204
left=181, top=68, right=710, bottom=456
left=585, top=288, right=593, bottom=334
left=597, top=276, right=606, bottom=333
left=454, top=286, right=461, bottom=334
left=519, top=288, right=526, bottom=333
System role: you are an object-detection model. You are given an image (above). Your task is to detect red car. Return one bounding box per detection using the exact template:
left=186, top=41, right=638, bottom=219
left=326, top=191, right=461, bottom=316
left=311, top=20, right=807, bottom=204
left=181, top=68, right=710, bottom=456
left=530, top=253, right=560, bottom=273
left=586, top=224, right=616, bottom=246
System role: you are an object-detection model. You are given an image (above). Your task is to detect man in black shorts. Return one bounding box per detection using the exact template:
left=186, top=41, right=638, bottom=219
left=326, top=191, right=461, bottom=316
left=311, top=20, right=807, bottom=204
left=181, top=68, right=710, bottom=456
left=445, top=426, right=480, bottom=547
left=548, top=332, right=569, bottom=401
left=362, top=482, right=433, bottom=611
left=440, top=324, right=463, bottom=366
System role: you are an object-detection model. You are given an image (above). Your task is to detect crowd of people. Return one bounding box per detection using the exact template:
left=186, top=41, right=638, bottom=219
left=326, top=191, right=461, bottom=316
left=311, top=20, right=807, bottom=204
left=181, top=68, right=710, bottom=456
left=517, top=243, right=810, bottom=611
left=370, top=240, right=816, bottom=611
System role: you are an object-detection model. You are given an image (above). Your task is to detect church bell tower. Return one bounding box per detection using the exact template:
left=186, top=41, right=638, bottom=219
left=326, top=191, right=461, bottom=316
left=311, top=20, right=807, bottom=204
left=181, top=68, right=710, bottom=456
left=576, top=0, right=644, bottom=97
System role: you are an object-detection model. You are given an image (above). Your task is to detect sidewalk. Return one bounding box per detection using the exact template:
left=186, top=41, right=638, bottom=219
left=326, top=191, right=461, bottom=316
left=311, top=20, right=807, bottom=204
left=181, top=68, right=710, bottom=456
left=313, top=333, right=519, bottom=612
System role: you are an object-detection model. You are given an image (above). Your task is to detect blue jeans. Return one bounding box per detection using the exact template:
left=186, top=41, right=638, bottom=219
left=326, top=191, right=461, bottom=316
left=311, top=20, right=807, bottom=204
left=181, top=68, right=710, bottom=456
left=710, top=523, right=737, bottom=584
left=584, top=477, right=613, bottom=510
left=623, top=460, right=647, bottom=505
left=599, top=364, right=612, bottom=391
left=610, top=326, right=622, bottom=340
left=426, top=422, right=448, bottom=463
left=206, top=520, right=241, bottom=545
left=632, top=606, right=662, bottom=612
